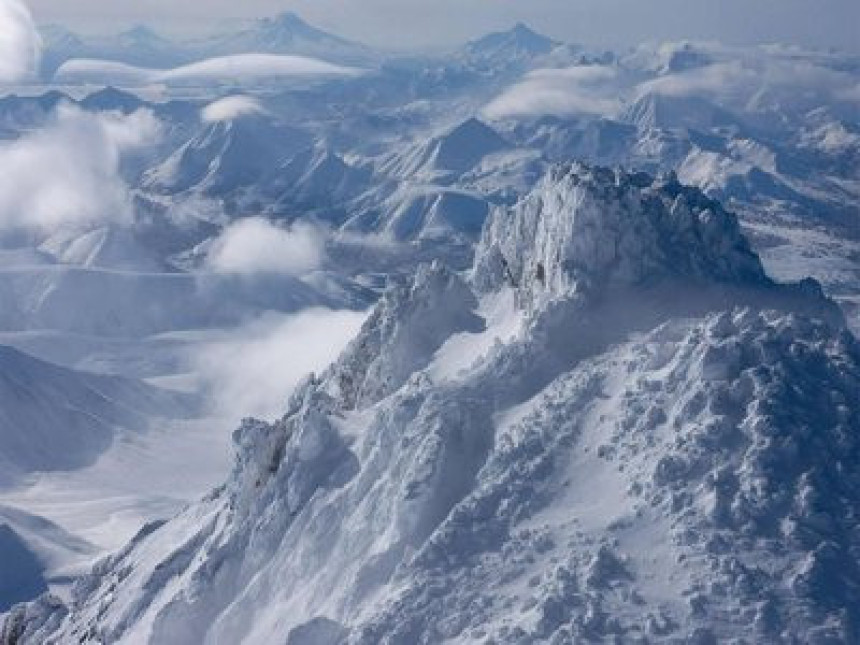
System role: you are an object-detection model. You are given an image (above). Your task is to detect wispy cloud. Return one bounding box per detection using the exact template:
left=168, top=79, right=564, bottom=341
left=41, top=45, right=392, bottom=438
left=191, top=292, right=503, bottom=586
left=483, top=65, right=623, bottom=120
left=55, top=54, right=366, bottom=87
left=206, top=218, right=324, bottom=276
left=0, top=104, right=160, bottom=235
left=0, top=0, right=41, bottom=83
left=202, top=95, right=266, bottom=123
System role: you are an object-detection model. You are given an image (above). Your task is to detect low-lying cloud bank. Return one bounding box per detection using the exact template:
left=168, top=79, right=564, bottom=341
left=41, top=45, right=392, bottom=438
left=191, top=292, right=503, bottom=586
left=206, top=218, right=325, bottom=276
left=0, top=104, right=161, bottom=235
left=191, top=308, right=367, bottom=421
left=0, top=0, right=41, bottom=83
left=483, top=65, right=623, bottom=120
left=636, top=57, right=860, bottom=106
left=54, top=53, right=366, bottom=87
left=484, top=43, right=860, bottom=121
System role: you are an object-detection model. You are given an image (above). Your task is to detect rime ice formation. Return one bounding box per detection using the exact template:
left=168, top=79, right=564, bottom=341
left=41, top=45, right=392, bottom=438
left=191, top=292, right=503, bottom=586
left=5, top=165, right=858, bottom=644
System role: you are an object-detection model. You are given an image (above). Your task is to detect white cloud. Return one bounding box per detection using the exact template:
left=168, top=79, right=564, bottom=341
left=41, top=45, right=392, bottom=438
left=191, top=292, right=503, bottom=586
left=0, top=104, right=161, bottom=235
left=0, top=0, right=41, bottom=83
left=636, top=61, right=753, bottom=99
left=483, top=42, right=860, bottom=124
left=54, top=54, right=365, bottom=86
left=483, top=65, right=623, bottom=120
left=191, top=308, right=367, bottom=421
left=202, top=95, right=266, bottom=123
left=206, top=218, right=324, bottom=276
left=635, top=51, right=860, bottom=108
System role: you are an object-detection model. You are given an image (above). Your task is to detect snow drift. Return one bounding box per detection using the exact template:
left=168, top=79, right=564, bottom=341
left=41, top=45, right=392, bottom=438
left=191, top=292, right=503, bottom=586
left=5, top=164, right=859, bottom=644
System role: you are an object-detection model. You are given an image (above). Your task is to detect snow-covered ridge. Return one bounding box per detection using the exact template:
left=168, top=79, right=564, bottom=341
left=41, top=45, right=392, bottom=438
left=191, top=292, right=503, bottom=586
left=4, top=164, right=857, bottom=644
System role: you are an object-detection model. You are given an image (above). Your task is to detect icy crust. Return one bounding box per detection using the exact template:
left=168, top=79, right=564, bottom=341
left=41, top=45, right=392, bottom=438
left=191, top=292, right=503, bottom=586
left=6, top=166, right=859, bottom=644
left=473, top=163, right=768, bottom=305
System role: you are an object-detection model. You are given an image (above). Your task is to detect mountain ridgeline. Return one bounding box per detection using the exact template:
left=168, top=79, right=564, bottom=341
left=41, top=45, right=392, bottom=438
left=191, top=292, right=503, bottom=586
left=5, top=165, right=859, bottom=644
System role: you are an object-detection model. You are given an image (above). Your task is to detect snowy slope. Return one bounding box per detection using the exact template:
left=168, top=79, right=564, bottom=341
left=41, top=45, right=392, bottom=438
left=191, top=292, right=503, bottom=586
left=6, top=165, right=858, bottom=644
left=0, top=345, right=193, bottom=485
left=0, top=506, right=96, bottom=612
left=144, top=114, right=312, bottom=197
left=381, top=118, right=510, bottom=183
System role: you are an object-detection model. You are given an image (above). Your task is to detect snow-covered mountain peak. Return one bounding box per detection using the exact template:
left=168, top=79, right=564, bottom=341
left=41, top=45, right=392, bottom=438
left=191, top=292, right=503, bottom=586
left=462, top=22, right=560, bottom=68
left=436, top=118, right=509, bottom=167
left=192, top=11, right=376, bottom=65
left=116, top=25, right=171, bottom=47
left=474, top=163, right=769, bottom=304
left=261, top=12, right=323, bottom=37
left=39, top=24, right=85, bottom=50
left=467, top=22, right=558, bottom=57
left=255, top=12, right=340, bottom=45
left=79, top=86, right=145, bottom=113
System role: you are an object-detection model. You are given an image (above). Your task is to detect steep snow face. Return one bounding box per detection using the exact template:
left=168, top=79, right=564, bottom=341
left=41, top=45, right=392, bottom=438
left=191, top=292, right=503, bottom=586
left=6, top=165, right=858, bottom=644
left=474, top=163, right=768, bottom=305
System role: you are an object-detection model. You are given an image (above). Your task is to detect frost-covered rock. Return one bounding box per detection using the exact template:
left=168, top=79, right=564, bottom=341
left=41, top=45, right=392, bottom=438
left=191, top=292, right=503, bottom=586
left=473, top=163, right=768, bottom=305
left=7, top=164, right=859, bottom=644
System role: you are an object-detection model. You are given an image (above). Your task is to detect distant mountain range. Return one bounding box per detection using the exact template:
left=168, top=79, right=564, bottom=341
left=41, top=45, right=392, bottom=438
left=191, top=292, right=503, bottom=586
left=39, top=12, right=379, bottom=77
left=38, top=14, right=574, bottom=81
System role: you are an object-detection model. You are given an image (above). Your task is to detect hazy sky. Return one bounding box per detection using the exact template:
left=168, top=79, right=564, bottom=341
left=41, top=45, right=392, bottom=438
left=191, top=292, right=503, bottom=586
left=26, top=0, right=860, bottom=52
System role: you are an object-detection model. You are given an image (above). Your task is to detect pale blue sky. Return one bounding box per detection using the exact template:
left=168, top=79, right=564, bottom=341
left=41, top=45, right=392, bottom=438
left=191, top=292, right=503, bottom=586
left=27, top=0, right=860, bottom=52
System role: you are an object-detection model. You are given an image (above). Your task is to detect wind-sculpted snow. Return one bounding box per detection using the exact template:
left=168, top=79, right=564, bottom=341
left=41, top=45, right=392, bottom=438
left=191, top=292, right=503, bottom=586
left=5, top=165, right=858, bottom=644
